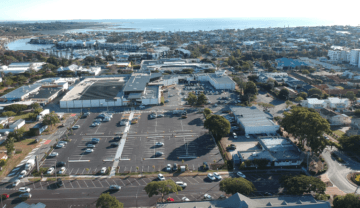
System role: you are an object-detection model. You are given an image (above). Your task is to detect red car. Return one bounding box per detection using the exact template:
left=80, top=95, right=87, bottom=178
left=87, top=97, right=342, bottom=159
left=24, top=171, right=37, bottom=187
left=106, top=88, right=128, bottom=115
left=166, top=197, right=174, bottom=202
left=2, top=194, right=9, bottom=199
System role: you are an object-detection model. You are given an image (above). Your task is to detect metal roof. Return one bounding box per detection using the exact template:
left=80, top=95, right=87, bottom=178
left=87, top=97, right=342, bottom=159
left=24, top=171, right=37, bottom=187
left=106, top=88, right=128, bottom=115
left=230, top=106, right=277, bottom=127
left=1, top=84, right=42, bottom=100
left=123, top=75, right=150, bottom=92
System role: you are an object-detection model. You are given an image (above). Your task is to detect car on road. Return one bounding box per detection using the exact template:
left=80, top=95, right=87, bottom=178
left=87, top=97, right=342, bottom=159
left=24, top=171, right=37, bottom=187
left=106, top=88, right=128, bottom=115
left=12, top=179, right=20, bottom=187
left=155, top=151, right=163, bottom=157
left=58, top=167, right=66, bottom=174
left=237, top=171, right=246, bottom=178
left=49, top=152, right=59, bottom=157
left=19, top=187, right=30, bottom=193
left=72, top=125, right=80, bottom=129
left=114, top=136, right=121, bottom=141
left=207, top=173, right=216, bottom=181
left=55, top=143, right=64, bottom=148
left=176, top=181, right=187, bottom=188
left=57, top=178, right=63, bottom=187
left=85, top=149, right=94, bottom=153
left=19, top=170, right=27, bottom=179
left=87, top=144, right=96, bottom=148
left=157, top=114, right=164, bottom=118
left=233, top=132, right=237, bottom=139
left=155, top=142, right=164, bottom=147
left=182, top=197, right=190, bottom=201
left=111, top=142, right=119, bottom=147
left=109, top=185, right=121, bottom=191
left=56, top=161, right=66, bottom=167
left=203, top=193, right=213, bottom=200
left=166, top=164, right=171, bottom=171
left=19, top=193, right=32, bottom=199
left=213, top=172, right=222, bottom=180
left=158, top=174, right=165, bottom=181
left=47, top=167, right=54, bottom=174
left=101, top=167, right=107, bottom=174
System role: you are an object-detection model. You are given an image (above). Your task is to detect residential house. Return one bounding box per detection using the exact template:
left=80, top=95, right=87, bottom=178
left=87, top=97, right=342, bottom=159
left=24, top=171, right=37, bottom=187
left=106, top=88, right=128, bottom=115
left=319, top=108, right=351, bottom=125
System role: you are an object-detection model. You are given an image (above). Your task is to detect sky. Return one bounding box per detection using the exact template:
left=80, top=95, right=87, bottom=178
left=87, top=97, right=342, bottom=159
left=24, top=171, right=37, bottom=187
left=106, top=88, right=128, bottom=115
left=0, top=0, right=359, bottom=24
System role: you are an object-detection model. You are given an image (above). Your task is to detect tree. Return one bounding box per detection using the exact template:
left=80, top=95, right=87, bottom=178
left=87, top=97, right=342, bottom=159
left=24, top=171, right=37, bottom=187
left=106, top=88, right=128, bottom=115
left=258, top=102, right=274, bottom=111
left=5, top=137, right=15, bottom=157
left=8, top=127, right=26, bottom=142
left=295, top=97, right=304, bottom=102
left=144, top=180, right=182, bottom=201
left=278, top=88, right=289, bottom=100
left=204, top=115, right=230, bottom=141
left=186, top=92, right=197, bottom=106
left=299, top=92, right=308, bottom=99
left=219, top=177, right=256, bottom=195
left=280, top=175, right=326, bottom=195
left=42, top=111, right=60, bottom=127
left=345, top=91, right=356, bottom=102
left=247, top=75, right=258, bottom=82
left=244, top=81, right=257, bottom=95
left=1, top=111, right=16, bottom=117
left=96, top=193, right=123, bottom=208
left=333, top=193, right=360, bottom=208
left=355, top=109, right=360, bottom=117
left=34, top=108, right=43, bottom=115
left=285, top=100, right=293, bottom=108
left=30, top=103, right=41, bottom=110
left=281, top=107, right=331, bottom=154
left=203, top=108, right=212, bottom=117
left=338, top=135, right=360, bottom=153
left=197, top=93, right=207, bottom=105
left=4, top=104, right=28, bottom=114
left=308, top=88, right=323, bottom=98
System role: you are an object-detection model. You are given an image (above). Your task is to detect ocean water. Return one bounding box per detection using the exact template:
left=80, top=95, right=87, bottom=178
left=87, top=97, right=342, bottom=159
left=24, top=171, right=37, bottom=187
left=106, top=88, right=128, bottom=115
left=7, top=38, right=54, bottom=51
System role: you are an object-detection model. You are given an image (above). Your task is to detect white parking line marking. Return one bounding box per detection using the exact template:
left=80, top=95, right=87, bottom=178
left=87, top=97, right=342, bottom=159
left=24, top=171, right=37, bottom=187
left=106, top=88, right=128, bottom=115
left=76, top=180, right=81, bottom=188
left=83, top=180, right=89, bottom=187
left=91, top=180, right=96, bottom=187
left=119, top=180, right=126, bottom=186
left=75, top=168, right=79, bottom=175
left=98, top=180, right=104, bottom=188
left=127, top=179, right=132, bottom=186
left=134, top=179, right=141, bottom=186
left=69, top=181, right=74, bottom=188
left=105, top=180, right=110, bottom=186
left=111, top=179, right=117, bottom=185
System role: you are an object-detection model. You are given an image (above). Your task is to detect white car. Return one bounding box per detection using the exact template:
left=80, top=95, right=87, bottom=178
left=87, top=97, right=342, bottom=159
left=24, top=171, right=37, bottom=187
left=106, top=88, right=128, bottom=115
left=85, top=149, right=94, bottom=153
left=157, top=114, right=164, bottom=118
left=87, top=144, right=95, bottom=148
left=47, top=167, right=54, bottom=174
left=49, top=152, right=59, bottom=157
left=158, top=173, right=165, bottom=181
left=56, top=143, right=64, bottom=148
left=182, top=197, right=190, bottom=201
left=204, top=193, right=213, bottom=200
left=12, top=179, right=20, bottom=187
left=213, top=172, right=222, bottom=180
left=19, top=170, right=27, bottom=179
left=58, top=141, right=67, bottom=145
left=19, top=187, right=31, bottom=193
left=58, top=167, right=66, bottom=174
left=176, top=181, right=187, bottom=188
left=100, top=167, right=107, bottom=174
left=166, top=164, right=171, bottom=171
left=207, top=173, right=216, bottom=181
left=109, top=185, right=121, bottom=190
left=155, top=142, right=164, bottom=147
left=233, top=133, right=237, bottom=139
left=72, top=125, right=80, bottom=129
left=237, top=171, right=246, bottom=178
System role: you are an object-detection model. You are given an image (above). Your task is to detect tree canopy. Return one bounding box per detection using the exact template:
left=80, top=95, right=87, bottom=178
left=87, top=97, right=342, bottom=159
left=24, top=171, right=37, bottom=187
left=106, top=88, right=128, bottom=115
left=144, top=180, right=182, bottom=201
left=345, top=91, right=356, bottom=101
left=96, top=193, right=123, bottom=208
left=333, top=193, right=360, bottom=208
left=42, top=111, right=60, bottom=126
left=219, top=177, right=256, bottom=195
left=281, top=107, right=331, bottom=154
left=4, top=104, right=28, bottom=114
left=308, top=88, right=323, bottom=98
left=196, top=93, right=207, bottom=105
left=338, top=135, right=360, bottom=153
left=244, top=81, right=257, bottom=95
left=204, top=115, right=230, bottom=141
left=5, top=137, right=15, bottom=157
left=280, top=175, right=326, bottom=195
left=278, top=88, right=289, bottom=100
left=8, top=127, right=26, bottom=142
left=186, top=92, right=197, bottom=106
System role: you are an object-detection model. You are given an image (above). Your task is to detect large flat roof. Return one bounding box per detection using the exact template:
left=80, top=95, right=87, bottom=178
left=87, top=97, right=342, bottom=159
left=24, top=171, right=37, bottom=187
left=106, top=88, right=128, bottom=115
left=230, top=106, right=277, bottom=127
left=1, top=84, right=42, bottom=100
left=123, top=75, right=150, bottom=92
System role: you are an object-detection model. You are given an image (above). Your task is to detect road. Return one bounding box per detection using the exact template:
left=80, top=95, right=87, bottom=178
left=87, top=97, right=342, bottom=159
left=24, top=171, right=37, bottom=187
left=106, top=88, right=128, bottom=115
left=322, top=147, right=360, bottom=194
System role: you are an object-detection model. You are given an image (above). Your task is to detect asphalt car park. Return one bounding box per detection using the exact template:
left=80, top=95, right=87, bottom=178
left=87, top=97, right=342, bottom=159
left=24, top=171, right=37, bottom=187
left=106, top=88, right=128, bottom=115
left=118, top=111, right=223, bottom=173
left=41, top=112, right=127, bottom=175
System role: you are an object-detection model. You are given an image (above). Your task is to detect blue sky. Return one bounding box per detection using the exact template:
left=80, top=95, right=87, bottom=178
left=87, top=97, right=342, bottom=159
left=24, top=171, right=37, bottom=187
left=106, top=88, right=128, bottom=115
left=0, top=0, right=358, bottom=23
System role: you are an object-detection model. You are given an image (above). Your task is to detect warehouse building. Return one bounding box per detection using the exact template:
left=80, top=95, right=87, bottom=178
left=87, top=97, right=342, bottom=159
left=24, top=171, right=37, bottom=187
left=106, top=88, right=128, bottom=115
left=230, top=106, right=279, bottom=136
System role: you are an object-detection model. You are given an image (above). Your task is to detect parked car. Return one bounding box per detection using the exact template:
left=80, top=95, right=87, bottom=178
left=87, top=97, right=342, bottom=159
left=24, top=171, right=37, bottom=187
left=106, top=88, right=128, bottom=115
left=165, top=100, right=170, bottom=103
left=19, top=193, right=32, bottom=199
left=176, top=181, right=187, bottom=188
left=12, top=179, right=20, bottom=187
left=166, top=164, right=171, bottom=171
left=58, top=141, right=67, bottom=145
left=203, top=193, right=213, bottom=200
left=173, top=163, right=178, bottom=171
left=2, top=194, right=9, bottom=199
left=155, top=151, right=164, bottom=157
left=85, top=149, right=94, bottom=153
left=233, top=132, right=237, bottom=139
left=109, top=185, right=121, bottom=191
left=72, top=125, right=80, bottom=129
left=157, top=114, right=164, bottom=118
left=58, top=167, right=66, bottom=174
left=19, top=170, right=27, bottom=179
left=237, top=171, right=246, bottom=178
left=49, top=152, right=59, bottom=157
left=100, top=167, right=107, bottom=174
left=155, top=142, right=164, bottom=147
left=19, top=187, right=31, bottom=193
left=158, top=174, right=165, bottom=181
left=57, top=178, right=63, bottom=187
left=87, top=144, right=95, bottom=148
left=227, top=144, right=236, bottom=150
left=203, top=162, right=209, bottom=170
left=139, top=105, right=145, bottom=109
left=47, top=167, right=54, bottom=174
left=213, top=172, right=222, bottom=180
left=111, top=142, right=119, bottom=147
left=207, top=173, right=216, bottom=181
left=56, top=161, right=66, bottom=167
left=90, top=122, right=100, bottom=127
left=55, top=143, right=64, bottom=148
left=114, top=136, right=121, bottom=141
